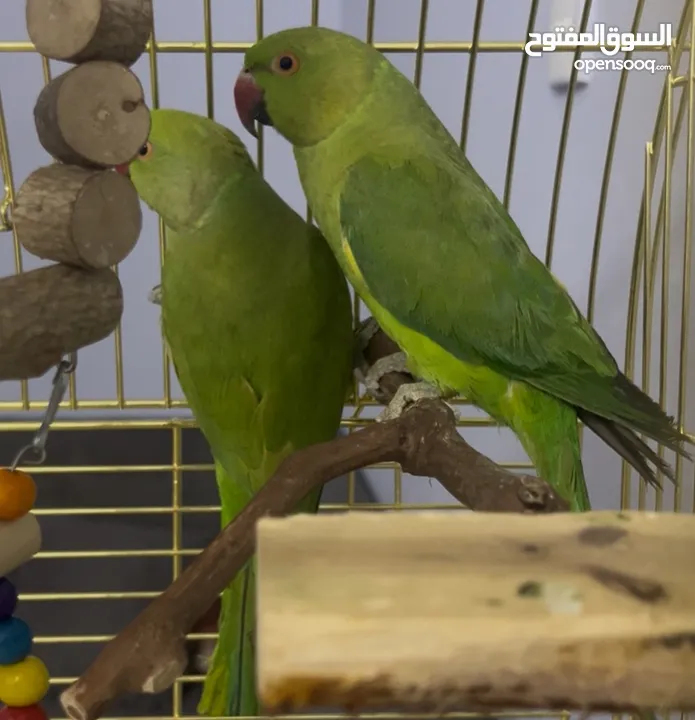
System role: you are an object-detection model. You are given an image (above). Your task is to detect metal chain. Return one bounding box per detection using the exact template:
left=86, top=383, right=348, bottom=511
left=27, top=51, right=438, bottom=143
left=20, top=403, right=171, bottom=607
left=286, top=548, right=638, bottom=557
left=9, top=352, right=78, bottom=471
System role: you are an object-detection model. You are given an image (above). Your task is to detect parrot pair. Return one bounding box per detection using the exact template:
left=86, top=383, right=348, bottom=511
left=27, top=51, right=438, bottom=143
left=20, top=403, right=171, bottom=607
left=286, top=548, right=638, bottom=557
left=122, top=108, right=354, bottom=717
left=124, top=26, right=691, bottom=717
left=233, top=25, right=692, bottom=515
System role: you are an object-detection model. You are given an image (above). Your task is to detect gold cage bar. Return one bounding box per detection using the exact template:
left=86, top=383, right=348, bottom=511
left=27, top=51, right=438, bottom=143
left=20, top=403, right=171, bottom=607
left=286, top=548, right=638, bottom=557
left=1, top=0, right=694, bottom=718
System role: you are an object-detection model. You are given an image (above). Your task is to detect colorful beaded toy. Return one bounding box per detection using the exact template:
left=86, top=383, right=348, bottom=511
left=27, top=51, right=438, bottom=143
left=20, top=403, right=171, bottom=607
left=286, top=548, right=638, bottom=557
left=0, top=355, right=76, bottom=720
left=0, top=471, right=48, bottom=720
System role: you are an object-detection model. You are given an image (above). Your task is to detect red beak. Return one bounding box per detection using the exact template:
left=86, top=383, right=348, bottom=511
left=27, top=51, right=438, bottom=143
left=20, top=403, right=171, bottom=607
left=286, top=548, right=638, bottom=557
left=234, top=70, right=269, bottom=139
left=115, top=163, right=130, bottom=176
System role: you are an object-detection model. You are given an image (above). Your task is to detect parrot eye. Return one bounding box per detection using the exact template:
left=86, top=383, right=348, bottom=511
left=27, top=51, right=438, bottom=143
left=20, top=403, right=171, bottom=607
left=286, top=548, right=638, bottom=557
left=137, top=141, right=153, bottom=159
left=271, top=52, right=299, bottom=75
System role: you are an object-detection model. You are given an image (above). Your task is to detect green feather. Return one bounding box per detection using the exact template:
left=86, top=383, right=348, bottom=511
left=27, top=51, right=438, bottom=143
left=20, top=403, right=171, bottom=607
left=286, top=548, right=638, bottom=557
left=238, top=27, right=691, bottom=504
left=200, top=460, right=322, bottom=716
left=129, top=109, right=353, bottom=716
left=331, top=150, right=691, bottom=497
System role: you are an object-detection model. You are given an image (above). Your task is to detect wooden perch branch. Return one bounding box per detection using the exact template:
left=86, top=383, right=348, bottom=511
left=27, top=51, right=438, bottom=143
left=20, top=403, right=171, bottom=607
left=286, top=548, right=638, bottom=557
left=0, top=264, right=123, bottom=381
left=27, top=0, right=153, bottom=67
left=59, top=327, right=568, bottom=720
left=14, top=164, right=142, bottom=269
left=257, top=511, right=695, bottom=715
left=34, top=61, right=150, bottom=168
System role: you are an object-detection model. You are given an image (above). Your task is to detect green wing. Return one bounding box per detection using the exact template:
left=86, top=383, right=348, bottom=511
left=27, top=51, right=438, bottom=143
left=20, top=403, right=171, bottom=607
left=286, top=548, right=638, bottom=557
left=338, top=153, right=686, bottom=447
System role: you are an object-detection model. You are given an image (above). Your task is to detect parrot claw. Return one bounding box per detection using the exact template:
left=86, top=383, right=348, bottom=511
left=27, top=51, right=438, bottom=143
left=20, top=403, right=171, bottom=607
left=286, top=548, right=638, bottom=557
left=363, top=352, right=409, bottom=397
left=191, top=639, right=216, bottom=674
left=148, top=284, right=162, bottom=305
left=353, top=317, right=388, bottom=388
left=356, top=316, right=381, bottom=350
left=376, top=381, right=442, bottom=422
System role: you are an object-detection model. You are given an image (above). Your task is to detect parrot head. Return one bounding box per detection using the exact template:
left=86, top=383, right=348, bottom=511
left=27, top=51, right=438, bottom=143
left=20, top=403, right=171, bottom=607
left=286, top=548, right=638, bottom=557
left=118, top=108, right=255, bottom=231
left=235, top=26, right=382, bottom=147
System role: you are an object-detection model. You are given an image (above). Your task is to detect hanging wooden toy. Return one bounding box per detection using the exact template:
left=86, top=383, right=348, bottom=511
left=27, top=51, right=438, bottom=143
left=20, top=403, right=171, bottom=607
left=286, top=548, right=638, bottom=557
left=0, top=0, right=153, bottom=384
left=0, top=2, right=152, bottom=716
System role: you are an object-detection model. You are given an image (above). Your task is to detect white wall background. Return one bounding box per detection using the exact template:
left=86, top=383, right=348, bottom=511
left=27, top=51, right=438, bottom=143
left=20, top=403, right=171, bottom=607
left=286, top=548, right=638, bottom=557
left=0, top=0, right=693, bottom=512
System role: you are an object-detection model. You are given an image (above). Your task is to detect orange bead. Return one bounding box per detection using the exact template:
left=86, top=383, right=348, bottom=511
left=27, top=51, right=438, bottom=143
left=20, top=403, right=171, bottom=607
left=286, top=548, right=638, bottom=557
left=0, top=470, right=36, bottom=522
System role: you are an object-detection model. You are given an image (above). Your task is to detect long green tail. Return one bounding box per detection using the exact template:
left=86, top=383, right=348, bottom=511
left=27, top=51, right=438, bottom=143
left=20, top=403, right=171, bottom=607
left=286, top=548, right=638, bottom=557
left=198, top=459, right=322, bottom=717
left=522, top=422, right=590, bottom=513
left=507, top=385, right=591, bottom=512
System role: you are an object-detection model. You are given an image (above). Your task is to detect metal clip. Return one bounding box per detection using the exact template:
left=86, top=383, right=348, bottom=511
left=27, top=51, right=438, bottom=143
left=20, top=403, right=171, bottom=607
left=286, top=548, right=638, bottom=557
left=0, top=198, right=11, bottom=233
left=10, top=352, right=78, bottom=471
left=0, top=88, right=13, bottom=234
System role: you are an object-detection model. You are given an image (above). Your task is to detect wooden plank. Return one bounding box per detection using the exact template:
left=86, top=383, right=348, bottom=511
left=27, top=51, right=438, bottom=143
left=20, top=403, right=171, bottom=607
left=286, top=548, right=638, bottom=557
left=257, top=510, right=695, bottom=714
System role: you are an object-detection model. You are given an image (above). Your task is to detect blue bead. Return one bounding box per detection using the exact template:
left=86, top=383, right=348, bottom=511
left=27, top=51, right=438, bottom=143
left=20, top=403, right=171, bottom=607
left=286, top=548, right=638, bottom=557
left=0, top=617, right=33, bottom=665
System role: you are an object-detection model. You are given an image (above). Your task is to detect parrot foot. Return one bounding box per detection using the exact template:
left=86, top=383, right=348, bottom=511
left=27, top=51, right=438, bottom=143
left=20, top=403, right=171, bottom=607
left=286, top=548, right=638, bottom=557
left=363, top=351, right=409, bottom=397
left=376, top=381, right=442, bottom=423
left=353, top=317, right=381, bottom=383
left=148, top=284, right=162, bottom=305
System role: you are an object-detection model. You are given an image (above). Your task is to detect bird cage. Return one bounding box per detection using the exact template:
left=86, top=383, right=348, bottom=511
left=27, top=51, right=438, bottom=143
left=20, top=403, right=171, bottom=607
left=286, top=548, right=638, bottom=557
left=0, top=0, right=693, bottom=719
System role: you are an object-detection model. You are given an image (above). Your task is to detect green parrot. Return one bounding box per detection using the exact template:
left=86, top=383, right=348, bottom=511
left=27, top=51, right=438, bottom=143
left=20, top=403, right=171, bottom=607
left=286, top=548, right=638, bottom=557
left=233, top=26, right=692, bottom=512
left=122, top=108, right=354, bottom=716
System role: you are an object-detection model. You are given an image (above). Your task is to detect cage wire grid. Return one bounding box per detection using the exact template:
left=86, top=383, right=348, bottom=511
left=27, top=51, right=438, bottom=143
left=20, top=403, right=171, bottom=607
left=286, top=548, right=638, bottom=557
left=0, top=0, right=694, bottom=718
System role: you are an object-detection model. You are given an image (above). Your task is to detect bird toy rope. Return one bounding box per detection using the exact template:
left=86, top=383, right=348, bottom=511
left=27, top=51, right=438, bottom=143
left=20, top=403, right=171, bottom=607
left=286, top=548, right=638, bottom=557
left=0, top=353, right=77, bottom=720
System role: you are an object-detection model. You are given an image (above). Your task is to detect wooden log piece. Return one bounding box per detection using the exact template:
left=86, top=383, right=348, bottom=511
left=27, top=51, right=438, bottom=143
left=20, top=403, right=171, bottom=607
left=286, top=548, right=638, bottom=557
left=257, top=510, right=695, bottom=715
left=0, top=514, right=41, bottom=578
left=14, top=164, right=142, bottom=269
left=34, top=61, right=150, bottom=168
left=0, top=264, right=123, bottom=381
left=26, top=0, right=153, bottom=67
